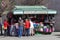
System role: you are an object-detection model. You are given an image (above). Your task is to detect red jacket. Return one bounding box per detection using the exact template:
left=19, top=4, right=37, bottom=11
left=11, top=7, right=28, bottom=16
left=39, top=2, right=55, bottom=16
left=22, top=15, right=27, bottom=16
left=25, top=21, right=30, bottom=29
left=4, top=21, right=9, bottom=29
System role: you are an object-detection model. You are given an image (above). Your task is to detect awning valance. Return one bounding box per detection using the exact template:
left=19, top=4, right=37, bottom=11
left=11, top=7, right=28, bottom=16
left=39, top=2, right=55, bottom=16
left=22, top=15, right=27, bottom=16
left=13, top=6, right=57, bottom=15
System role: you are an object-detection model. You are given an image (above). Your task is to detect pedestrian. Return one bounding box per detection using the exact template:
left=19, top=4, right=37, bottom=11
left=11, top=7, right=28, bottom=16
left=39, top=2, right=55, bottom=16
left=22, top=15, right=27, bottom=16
left=15, top=23, right=19, bottom=36
left=4, top=19, right=9, bottom=36
left=11, top=19, right=17, bottom=36
left=24, top=19, right=30, bottom=36
left=10, top=22, right=14, bottom=36
left=7, top=22, right=10, bottom=36
left=10, top=18, right=14, bottom=36
left=18, top=17, right=24, bottom=37
left=30, top=19, right=34, bottom=36
left=0, top=23, right=2, bottom=35
left=13, top=23, right=17, bottom=36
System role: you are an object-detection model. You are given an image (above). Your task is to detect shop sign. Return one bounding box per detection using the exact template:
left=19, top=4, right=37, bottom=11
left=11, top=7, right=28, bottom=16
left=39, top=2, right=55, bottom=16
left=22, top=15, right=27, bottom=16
left=24, top=11, right=47, bottom=14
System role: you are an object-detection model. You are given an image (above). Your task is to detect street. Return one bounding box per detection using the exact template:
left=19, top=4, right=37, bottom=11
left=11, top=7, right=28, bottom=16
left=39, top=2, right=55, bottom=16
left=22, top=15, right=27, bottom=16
left=0, top=32, right=60, bottom=40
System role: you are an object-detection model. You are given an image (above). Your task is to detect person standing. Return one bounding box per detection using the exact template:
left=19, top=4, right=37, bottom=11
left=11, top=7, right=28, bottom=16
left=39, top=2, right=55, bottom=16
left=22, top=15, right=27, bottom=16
left=24, top=19, right=30, bottom=36
left=0, top=23, right=2, bottom=35
left=18, top=17, right=24, bottom=37
left=7, top=22, right=10, bottom=36
left=15, top=23, right=19, bottom=36
left=10, top=18, right=14, bottom=36
left=30, top=20, right=34, bottom=36
left=4, top=19, right=9, bottom=36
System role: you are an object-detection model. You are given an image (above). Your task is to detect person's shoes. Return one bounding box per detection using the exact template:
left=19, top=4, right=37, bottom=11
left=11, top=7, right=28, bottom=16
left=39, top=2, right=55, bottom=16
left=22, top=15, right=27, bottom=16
left=18, top=35, right=21, bottom=37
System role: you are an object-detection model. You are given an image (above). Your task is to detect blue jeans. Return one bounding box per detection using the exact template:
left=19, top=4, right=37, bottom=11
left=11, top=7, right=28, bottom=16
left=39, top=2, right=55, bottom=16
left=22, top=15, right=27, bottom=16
left=18, top=26, right=23, bottom=37
left=10, top=26, right=13, bottom=35
left=25, top=29, right=30, bottom=36
left=10, top=26, right=16, bottom=36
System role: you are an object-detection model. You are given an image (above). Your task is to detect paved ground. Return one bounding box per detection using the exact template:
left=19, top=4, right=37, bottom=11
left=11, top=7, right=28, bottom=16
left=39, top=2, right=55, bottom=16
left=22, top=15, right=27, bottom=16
left=0, top=32, right=60, bottom=40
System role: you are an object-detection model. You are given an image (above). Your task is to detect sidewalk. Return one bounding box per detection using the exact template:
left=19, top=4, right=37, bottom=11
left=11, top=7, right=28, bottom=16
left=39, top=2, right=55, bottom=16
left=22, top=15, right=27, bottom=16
left=0, top=32, right=60, bottom=40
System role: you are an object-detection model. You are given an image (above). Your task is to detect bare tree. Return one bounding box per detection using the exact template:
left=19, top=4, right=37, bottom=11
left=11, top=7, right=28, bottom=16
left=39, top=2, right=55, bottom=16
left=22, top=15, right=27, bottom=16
left=6, top=0, right=15, bottom=11
left=0, top=0, right=3, bottom=16
left=21, top=0, right=44, bottom=5
left=14, top=0, right=47, bottom=5
left=0, top=0, right=15, bottom=11
left=0, top=0, right=15, bottom=16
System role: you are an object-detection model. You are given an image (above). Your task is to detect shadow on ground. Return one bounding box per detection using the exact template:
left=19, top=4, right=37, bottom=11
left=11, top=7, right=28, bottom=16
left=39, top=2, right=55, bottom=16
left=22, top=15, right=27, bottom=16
left=54, top=34, right=60, bottom=38
left=54, top=34, right=60, bottom=36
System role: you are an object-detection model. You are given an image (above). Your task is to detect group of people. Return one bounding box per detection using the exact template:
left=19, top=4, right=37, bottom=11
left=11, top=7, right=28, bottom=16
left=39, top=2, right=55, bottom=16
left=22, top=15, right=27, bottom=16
left=3, top=17, right=35, bottom=37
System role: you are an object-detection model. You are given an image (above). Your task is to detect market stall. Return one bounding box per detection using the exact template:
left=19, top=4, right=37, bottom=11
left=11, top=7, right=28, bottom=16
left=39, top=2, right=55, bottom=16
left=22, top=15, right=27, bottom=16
left=12, top=6, right=57, bottom=34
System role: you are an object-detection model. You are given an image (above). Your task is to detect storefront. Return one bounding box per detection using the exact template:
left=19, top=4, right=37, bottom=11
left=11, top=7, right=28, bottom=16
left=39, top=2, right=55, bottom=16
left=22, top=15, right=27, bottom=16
left=12, top=6, right=57, bottom=34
